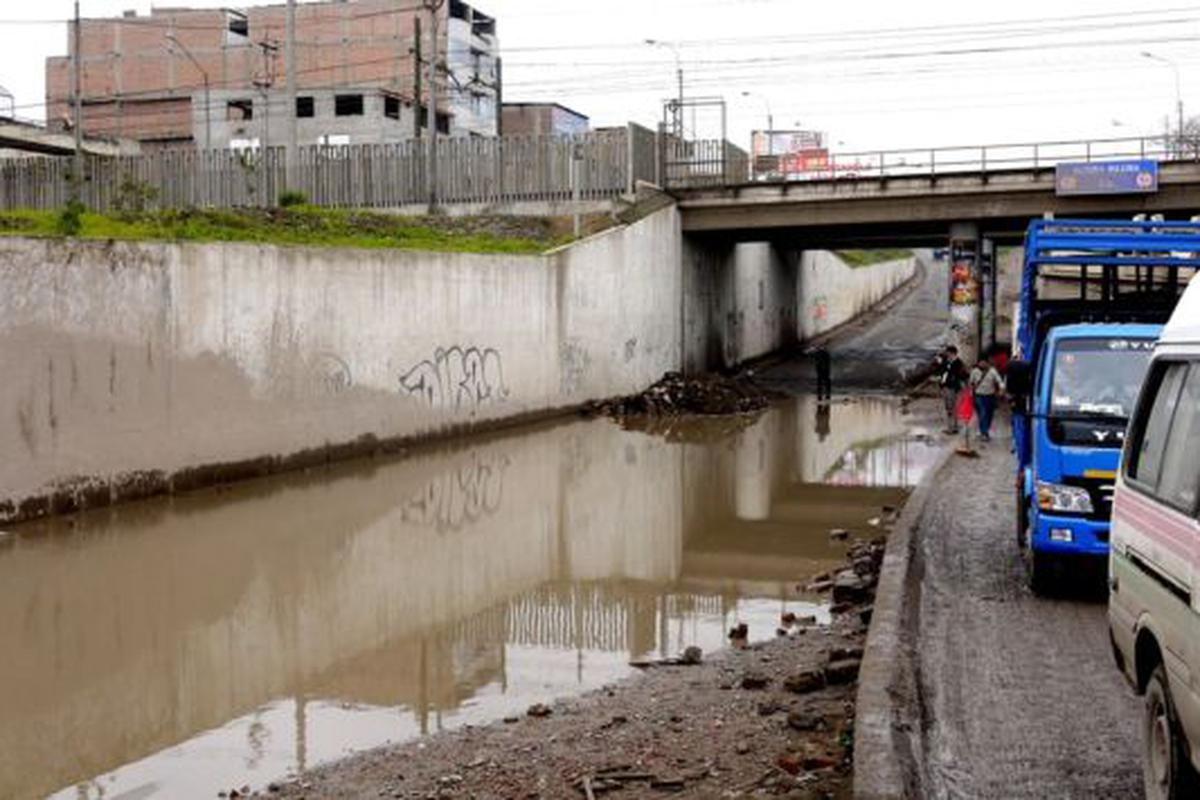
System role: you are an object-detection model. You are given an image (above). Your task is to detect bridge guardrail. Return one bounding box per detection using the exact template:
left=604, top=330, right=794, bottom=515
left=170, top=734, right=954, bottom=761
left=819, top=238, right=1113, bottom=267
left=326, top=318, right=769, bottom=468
left=727, top=134, right=1197, bottom=186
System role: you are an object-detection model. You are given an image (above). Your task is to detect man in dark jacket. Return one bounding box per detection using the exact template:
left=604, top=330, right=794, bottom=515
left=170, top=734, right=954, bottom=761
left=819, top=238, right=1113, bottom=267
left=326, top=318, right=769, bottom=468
left=934, top=345, right=968, bottom=433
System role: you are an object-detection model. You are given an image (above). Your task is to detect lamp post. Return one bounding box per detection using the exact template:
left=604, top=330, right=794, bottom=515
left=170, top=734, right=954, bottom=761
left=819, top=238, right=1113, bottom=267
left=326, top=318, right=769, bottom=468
left=166, top=33, right=211, bottom=151
left=645, top=39, right=683, bottom=139
left=1142, top=51, right=1184, bottom=156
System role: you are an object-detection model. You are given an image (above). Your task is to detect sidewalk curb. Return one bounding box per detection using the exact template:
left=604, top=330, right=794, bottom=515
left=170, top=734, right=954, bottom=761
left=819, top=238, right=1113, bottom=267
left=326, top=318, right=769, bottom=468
left=853, top=439, right=957, bottom=800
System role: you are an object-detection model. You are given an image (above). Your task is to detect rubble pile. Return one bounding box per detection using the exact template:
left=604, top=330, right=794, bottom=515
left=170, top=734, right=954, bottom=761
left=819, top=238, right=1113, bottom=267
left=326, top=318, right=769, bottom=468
left=592, top=372, right=780, bottom=418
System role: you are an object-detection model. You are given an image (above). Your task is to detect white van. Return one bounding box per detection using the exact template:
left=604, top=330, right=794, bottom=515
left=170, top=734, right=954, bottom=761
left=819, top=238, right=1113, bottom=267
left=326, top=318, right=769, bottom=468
left=1110, top=277, right=1200, bottom=800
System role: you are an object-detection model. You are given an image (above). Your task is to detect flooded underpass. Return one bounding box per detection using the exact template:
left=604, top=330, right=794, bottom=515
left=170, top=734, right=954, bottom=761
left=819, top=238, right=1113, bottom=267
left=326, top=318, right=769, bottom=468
left=0, top=395, right=942, bottom=800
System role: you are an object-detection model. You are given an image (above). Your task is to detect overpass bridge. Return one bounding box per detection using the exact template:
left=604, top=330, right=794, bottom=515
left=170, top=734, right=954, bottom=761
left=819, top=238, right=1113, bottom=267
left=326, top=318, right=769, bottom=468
left=668, top=135, right=1200, bottom=247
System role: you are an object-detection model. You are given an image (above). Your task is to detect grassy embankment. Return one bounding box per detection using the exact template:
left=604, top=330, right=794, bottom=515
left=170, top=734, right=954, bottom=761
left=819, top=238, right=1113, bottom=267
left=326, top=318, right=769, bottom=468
left=0, top=206, right=571, bottom=255
left=834, top=249, right=913, bottom=267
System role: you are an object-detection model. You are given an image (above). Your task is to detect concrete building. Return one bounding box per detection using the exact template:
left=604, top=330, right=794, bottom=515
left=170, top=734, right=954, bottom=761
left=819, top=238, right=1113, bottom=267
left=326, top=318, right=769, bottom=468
left=501, top=103, right=589, bottom=137
left=45, top=0, right=500, bottom=150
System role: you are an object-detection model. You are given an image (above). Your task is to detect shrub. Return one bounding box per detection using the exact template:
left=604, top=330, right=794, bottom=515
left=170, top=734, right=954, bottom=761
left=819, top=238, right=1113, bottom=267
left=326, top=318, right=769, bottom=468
left=278, top=189, right=309, bottom=208
left=56, top=198, right=85, bottom=237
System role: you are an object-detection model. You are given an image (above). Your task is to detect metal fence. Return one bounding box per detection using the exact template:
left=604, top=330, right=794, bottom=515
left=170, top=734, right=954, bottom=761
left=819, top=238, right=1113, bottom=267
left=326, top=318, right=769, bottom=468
left=662, top=137, right=750, bottom=189
left=0, top=122, right=666, bottom=213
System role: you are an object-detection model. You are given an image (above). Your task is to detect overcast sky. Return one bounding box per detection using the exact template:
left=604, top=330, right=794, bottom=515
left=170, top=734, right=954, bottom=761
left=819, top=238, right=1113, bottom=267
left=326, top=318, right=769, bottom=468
left=3, top=0, right=1199, bottom=154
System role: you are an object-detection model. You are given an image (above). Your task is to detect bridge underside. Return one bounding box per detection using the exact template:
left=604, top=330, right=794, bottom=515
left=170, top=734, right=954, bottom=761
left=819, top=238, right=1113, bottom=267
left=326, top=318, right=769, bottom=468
left=678, top=162, right=1200, bottom=248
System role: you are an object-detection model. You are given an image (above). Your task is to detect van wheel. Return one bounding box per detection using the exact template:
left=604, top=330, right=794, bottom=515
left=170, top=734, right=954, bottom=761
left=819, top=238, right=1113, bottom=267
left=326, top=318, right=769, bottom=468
left=1144, top=665, right=1200, bottom=800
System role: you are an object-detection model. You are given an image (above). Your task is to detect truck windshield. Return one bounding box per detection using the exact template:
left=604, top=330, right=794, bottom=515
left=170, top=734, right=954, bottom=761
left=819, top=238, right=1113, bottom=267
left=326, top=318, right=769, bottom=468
left=1049, top=338, right=1155, bottom=420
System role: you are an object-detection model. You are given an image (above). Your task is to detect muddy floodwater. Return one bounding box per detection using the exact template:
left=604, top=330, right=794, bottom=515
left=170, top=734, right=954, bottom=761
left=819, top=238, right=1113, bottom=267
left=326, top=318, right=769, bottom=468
left=1, top=395, right=940, bottom=800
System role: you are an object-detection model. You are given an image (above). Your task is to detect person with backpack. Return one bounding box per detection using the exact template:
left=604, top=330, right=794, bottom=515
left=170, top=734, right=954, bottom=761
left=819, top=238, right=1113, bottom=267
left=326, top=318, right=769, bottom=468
left=934, top=345, right=968, bottom=434
left=969, top=355, right=1005, bottom=441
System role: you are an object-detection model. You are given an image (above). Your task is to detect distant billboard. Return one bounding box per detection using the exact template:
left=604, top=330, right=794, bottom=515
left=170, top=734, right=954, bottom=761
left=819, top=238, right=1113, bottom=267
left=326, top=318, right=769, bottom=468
left=751, top=129, right=825, bottom=158
left=1056, top=160, right=1158, bottom=196
left=751, top=130, right=828, bottom=179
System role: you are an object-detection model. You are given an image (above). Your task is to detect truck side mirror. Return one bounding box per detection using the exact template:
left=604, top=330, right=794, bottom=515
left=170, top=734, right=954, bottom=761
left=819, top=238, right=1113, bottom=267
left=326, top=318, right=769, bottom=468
left=1007, top=360, right=1033, bottom=397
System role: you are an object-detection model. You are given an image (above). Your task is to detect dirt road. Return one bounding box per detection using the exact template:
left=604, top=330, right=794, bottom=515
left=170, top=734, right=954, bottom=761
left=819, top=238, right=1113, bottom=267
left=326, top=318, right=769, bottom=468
left=905, top=436, right=1142, bottom=798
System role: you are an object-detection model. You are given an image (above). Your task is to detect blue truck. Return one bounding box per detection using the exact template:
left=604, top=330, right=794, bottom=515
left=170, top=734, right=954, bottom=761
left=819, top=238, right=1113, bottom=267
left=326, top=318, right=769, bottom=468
left=1008, top=219, right=1197, bottom=594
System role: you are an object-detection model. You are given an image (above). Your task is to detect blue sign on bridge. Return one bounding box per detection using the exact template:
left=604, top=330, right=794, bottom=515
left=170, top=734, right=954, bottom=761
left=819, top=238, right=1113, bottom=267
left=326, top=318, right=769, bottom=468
left=1055, top=160, right=1159, bottom=196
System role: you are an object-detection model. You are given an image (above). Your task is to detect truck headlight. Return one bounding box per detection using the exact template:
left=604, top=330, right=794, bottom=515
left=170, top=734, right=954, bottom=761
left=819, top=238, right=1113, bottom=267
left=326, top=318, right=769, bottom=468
left=1037, top=481, right=1094, bottom=514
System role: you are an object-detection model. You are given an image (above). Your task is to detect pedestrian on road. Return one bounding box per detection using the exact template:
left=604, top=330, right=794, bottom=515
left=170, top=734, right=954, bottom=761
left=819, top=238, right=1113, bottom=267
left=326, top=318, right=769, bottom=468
left=970, top=355, right=1005, bottom=441
left=934, top=345, right=968, bottom=434
left=813, top=347, right=833, bottom=401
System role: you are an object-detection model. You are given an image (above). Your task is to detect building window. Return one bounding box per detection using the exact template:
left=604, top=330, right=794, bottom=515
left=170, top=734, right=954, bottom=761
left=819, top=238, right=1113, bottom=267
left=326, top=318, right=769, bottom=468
left=335, top=94, right=364, bottom=117
left=296, top=96, right=314, bottom=118
left=436, top=112, right=451, bottom=134
left=227, top=99, right=253, bottom=121
left=384, top=96, right=401, bottom=120
left=227, top=13, right=249, bottom=38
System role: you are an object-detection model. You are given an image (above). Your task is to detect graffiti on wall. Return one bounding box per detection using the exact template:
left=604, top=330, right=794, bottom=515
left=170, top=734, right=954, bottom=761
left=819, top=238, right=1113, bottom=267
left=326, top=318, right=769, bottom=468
left=401, top=453, right=511, bottom=533
left=399, top=347, right=509, bottom=409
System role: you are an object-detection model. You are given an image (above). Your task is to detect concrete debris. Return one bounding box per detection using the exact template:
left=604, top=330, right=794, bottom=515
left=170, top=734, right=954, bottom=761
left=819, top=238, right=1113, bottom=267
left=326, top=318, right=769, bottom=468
left=829, top=528, right=851, bottom=540
left=527, top=703, right=553, bottom=718
left=787, top=710, right=825, bottom=732
left=824, top=659, right=863, bottom=685
left=740, top=671, right=771, bottom=690
left=784, top=669, right=827, bottom=695
left=832, top=571, right=871, bottom=605
left=589, top=372, right=781, bottom=418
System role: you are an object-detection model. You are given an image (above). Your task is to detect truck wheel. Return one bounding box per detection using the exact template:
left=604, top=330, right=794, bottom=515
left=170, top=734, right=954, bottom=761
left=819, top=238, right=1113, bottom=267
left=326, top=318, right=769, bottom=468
left=1016, top=494, right=1029, bottom=550
left=1029, top=550, right=1055, bottom=596
left=1144, top=665, right=1200, bottom=800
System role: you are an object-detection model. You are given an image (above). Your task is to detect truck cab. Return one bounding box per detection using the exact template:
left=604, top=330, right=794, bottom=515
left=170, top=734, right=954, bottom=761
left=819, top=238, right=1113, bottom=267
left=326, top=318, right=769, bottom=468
left=1020, top=323, right=1160, bottom=591
left=1009, top=219, right=1198, bottom=594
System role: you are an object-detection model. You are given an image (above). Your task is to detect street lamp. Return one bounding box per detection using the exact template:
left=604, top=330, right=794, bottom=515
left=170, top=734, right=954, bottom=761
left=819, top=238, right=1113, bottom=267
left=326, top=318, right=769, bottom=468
left=741, top=90, right=774, bottom=150
left=166, top=33, right=212, bottom=151
left=1142, top=51, right=1184, bottom=155
left=645, top=39, right=683, bottom=139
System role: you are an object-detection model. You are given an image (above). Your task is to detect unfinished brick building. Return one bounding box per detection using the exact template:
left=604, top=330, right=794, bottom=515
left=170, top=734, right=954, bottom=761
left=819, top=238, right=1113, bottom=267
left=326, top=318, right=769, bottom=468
left=45, top=0, right=499, bottom=150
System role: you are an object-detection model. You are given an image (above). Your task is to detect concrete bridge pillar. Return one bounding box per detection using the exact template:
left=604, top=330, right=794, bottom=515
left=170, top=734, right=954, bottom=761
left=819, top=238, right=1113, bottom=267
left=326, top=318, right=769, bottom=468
left=948, top=222, right=982, bottom=363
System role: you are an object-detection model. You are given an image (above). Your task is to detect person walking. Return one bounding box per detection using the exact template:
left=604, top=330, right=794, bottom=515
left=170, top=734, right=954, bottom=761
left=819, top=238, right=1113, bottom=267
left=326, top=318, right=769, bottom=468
left=970, top=355, right=1004, bottom=441
left=813, top=347, right=833, bottom=401
left=934, top=345, right=968, bottom=434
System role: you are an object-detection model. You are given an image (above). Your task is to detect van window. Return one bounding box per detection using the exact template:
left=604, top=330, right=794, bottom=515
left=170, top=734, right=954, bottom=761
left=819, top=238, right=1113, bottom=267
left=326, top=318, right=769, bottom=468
left=1156, top=365, right=1200, bottom=512
left=1127, top=362, right=1187, bottom=490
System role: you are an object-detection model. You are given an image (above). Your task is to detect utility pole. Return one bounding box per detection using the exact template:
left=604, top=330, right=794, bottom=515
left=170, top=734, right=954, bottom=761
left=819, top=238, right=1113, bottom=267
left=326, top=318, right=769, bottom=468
left=72, top=0, right=82, bottom=202
left=413, top=15, right=422, bottom=139
left=424, top=0, right=444, bottom=208
left=254, top=39, right=280, bottom=203
left=286, top=0, right=297, bottom=186
left=166, top=34, right=210, bottom=151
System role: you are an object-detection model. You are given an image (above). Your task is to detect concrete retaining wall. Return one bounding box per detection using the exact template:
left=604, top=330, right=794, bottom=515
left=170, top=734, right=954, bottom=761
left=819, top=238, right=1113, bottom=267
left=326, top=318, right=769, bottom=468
left=798, top=252, right=917, bottom=342
left=0, top=205, right=808, bottom=524
left=0, top=203, right=913, bottom=524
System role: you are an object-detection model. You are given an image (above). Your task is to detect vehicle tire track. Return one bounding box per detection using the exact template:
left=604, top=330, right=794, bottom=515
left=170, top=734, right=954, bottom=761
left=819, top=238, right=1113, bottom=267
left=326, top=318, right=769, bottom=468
left=913, top=437, right=1143, bottom=799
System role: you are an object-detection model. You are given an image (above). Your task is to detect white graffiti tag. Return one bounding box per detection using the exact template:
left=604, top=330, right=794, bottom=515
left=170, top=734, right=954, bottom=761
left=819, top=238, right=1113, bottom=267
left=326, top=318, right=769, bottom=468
left=399, top=347, right=509, bottom=408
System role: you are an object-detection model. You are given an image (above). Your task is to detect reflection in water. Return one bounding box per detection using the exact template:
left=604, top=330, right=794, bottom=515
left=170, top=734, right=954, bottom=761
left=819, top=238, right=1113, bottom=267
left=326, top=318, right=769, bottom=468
left=0, top=396, right=932, bottom=800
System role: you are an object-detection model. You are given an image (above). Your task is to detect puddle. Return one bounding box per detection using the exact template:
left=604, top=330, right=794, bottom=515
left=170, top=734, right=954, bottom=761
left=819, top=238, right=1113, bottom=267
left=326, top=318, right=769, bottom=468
left=0, top=395, right=938, bottom=800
